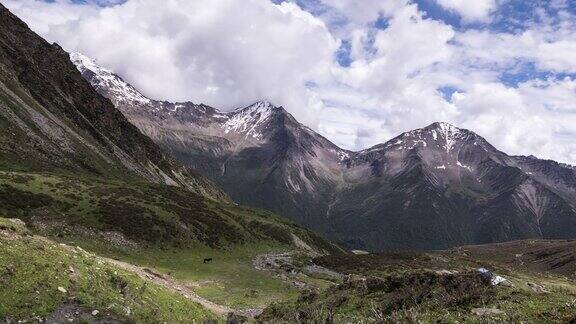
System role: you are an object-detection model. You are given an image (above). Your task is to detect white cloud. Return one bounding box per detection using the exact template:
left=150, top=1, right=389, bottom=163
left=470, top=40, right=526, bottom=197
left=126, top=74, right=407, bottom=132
left=2, top=0, right=338, bottom=126
left=1, top=0, right=99, bottom=35
left=436, top=0, right=497, bottom=22
left=452, top=80, right=576, bottom=163
left=454, top=27, right=576, bottom=74
left=3, top=0, right=576, bottom=164
left=317, top=3, right=459, bottom=148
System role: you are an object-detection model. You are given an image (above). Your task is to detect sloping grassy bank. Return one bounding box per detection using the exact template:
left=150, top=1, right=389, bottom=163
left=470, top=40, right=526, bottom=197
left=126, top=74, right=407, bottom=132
left=0, top=218, right=215, bottom=322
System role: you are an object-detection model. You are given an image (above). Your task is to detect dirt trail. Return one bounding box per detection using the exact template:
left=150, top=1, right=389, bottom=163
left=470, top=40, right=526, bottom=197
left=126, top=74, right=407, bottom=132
left=52, top=241, right=240, bottom=317
left=103, top=257, right=264, bottom=317
left=102, top=258, right=233, bottom=316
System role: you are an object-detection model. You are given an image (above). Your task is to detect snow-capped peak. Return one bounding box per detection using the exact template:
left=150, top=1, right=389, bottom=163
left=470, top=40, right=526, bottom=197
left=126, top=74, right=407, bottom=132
left=223, top=101, right=277, bottom=139
left=432, top=122, right=462, bottom=153
left=359, top=122, right=472, bottom=155
left=433, top=121, right=459, bottom=131
left=70, top=52, right=102, bottom=74
left=70, top=52, right=150, bottom=105
left=233, top=100, right=276, bottom=112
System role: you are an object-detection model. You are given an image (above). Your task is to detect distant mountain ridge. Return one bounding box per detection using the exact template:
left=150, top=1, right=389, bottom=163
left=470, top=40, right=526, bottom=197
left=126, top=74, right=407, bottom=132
left=73, top=52, right=576, bottom=251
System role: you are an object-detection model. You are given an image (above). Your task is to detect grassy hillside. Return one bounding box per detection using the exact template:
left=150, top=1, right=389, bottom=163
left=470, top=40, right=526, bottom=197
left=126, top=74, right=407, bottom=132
left=0, top=217, right=215, bottom=322
left=0, top=170, right=344, bottom=315
left=260, top=241, right=576, bottom=323
left=0, top=170, right=339, bottom=251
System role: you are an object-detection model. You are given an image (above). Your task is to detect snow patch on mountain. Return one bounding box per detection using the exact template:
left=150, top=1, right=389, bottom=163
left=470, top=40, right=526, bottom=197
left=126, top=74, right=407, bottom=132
left=435, top=122, right=462, bottom=153
left=70, top=52, right=150, bottom=105
left=223, top=101, right=274, bottom=139
left=408, top=139, right=427, bottom=150
left=338, top=151, right=350, bottom=161
left=457, top=161, right=473, bottom=172
left=172, top=103, right=184, bottom=112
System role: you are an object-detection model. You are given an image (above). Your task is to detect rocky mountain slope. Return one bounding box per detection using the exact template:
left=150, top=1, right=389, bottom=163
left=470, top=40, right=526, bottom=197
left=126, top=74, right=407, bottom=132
left=0, top=2, right=344, bottom=255
left=73, top=51, right=348, bottom=229
left=331, top=122, right=576, bottom=250
left=73, top=53, right=576, bottom=252
left=0, top=4, right=227, bottom=201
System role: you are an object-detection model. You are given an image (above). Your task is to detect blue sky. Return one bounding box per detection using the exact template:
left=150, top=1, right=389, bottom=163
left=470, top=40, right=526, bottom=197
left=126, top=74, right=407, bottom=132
left=5, top=0, right=576, bottom=164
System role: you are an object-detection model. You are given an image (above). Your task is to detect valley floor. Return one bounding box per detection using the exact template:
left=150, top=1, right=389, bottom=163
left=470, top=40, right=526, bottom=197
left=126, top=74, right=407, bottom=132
left=2, top=170, right=576, bottom=323
left=4, top=212, right=576, bottom=323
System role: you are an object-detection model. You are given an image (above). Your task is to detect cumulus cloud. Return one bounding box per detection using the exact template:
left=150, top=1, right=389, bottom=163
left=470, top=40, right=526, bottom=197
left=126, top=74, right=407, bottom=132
left=314, top=0, right=576, bottom=163
left=317, top=4, right=457, bottom=139
left=3, top=0, right=576, bottom=164
left=3, top=0, right=338, bottom=126
left=454, top=27, right=576, bottom=74
left=2, top=0, right=99, bottom=34
left=436, top=0, right=497, bottom=22
left=452, top=79, right=576, bottom=163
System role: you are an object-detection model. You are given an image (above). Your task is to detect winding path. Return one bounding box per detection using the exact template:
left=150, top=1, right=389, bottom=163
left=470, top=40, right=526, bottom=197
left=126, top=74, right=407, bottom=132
left=102, top=258, right=233, bottom=316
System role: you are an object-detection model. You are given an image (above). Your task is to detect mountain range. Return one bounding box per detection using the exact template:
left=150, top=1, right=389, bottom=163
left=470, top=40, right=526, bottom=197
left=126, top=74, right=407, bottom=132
left=73, top=52, right=576, bottom=251
left=3, top=3, right=576, bottom=322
